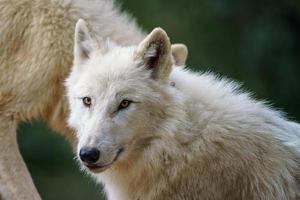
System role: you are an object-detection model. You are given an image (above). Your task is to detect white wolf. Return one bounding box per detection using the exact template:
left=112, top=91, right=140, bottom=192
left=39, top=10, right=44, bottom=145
left=0, top=0, right=187, bottom=199
left=66, top=19, right=300, bottom=200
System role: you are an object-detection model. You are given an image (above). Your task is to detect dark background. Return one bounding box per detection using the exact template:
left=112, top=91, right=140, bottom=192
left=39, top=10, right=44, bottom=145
left=18, top=0, right=300, bottom=199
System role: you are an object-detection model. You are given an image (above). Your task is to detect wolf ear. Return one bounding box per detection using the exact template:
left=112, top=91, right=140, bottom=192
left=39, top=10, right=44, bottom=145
left=74, top=19, right=98, bottom=65
left=134, top=28, right=172, bottom=80
left=171, top=44, right=188, bottom=66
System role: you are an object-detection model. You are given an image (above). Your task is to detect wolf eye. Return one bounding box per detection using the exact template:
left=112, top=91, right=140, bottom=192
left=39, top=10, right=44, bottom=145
left=82, top=97, right=92, bottom=107
left=118, top=100, right=132, bottom=110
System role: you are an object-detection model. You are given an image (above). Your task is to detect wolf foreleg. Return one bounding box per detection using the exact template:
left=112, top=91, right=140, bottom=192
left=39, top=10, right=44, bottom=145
left=0, top=118, right=41, bottom=200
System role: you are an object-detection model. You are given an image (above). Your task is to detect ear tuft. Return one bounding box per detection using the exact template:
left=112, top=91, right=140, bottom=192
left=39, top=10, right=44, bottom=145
left=171, top=44, right=188, bottom=66
left=135, top=28, right=172, bottom=80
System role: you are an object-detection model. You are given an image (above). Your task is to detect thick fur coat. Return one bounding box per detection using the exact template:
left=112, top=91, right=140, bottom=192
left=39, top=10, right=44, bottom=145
left=66, top=20, right=300, bottom=200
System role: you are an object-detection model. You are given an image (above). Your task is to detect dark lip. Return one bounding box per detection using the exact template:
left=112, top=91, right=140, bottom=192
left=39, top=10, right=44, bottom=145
left=85, top=147, right=124, bottom=172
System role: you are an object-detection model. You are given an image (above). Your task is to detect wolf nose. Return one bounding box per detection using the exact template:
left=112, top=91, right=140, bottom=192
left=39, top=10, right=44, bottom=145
left=79, top=147, right=100, bottom=164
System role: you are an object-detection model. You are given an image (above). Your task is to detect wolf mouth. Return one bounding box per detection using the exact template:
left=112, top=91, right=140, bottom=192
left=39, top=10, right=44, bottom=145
left=85, top=147, right=124, bottom=173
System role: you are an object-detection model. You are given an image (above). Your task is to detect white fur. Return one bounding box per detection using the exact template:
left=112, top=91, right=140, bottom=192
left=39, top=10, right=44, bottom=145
left=170, top=68, right=300, bottom=153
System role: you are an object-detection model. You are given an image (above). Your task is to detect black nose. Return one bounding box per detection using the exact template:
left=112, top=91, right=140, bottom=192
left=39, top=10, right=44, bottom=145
left=79, top=147, right=100, bottom=164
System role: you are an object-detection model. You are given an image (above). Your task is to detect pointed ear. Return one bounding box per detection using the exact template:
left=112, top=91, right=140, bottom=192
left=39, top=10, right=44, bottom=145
left=74, top=19, right=98, bottom=65
left=171, top=44, right=188, bottom=66
left=134, top=28, right=172, bottom=80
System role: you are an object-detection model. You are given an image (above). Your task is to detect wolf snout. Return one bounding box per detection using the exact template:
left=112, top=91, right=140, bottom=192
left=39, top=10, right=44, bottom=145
left=79, top=147, right=100, bottom=164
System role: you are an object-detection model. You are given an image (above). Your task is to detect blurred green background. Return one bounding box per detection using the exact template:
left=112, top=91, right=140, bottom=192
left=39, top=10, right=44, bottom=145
left=18, top=0, right=300, bottom=199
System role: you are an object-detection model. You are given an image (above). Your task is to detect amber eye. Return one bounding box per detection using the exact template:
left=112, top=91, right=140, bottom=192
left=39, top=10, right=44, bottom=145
left=118, top=100, right=132, bottom=110
left=82, top=97, right=92, bottom=107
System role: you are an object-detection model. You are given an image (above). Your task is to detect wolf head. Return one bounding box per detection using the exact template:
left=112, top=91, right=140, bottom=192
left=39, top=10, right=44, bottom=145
left=66, top=19, right=183, bottom=173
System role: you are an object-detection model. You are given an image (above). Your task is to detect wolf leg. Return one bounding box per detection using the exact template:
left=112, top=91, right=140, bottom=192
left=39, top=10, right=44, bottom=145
left=0, top=118, right=41, bottom=200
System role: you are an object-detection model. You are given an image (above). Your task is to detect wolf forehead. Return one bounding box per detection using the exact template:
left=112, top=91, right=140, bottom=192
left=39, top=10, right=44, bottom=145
left=69, top=47, right=152, bottom=95
left=82, top=46, right=138, bottom=76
